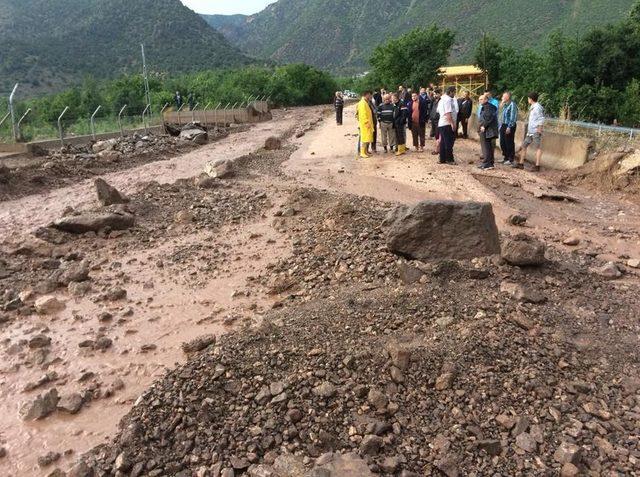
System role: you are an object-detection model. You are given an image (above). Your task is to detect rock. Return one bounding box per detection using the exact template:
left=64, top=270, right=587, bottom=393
left=359, top=434, right=383, bottom=455
left=20, top=388, right=59, bottom=420
left=515, top=432, right=537, bottom=453
left=313, top=452, right=375, bottom=476
left=627, top=258, right=640, bottom=268
left=174, top=210, right=195, bottom=223
left=386, top=343, right=411, bottom=370
left=435, top=372, right=455, bottom=391
left=477, top=439, right=502, bottom=456
left=35, top=296, right=66, bottom=315
left=313, top=382, right=337, bottom=398
left=502, top=235, right=546, bottom=266
left=115, top=452, right=132, bottom=472
left=560, top=463, right=580, bottom=477
left=397, top=261, right=425, bottom=284
left=264, top=136, right=282, bottom=150
left=205, top=159, right=235, bottom=179
left=38, top=451, right=61, bottom=467
left=68, top=281, right=91, bottom=297
left=96, top=149, right=122, bottom=162
left=563, top=235, right=581, bottom=246
left=500, top=282, right=547, bottom=303
left=52, top=212, right=134, bottom=234
left=247, top=464, right=277, bottom=477
left=194, top=174, right=219, bottom=189
left=272, top=455, right=306, bottom=476
left=59, top=262, right=90, bottom=285
left=180, top=128, right=208, bottom=144
left=286, top=408, right=303, bottom=423
left=92, top=138, right=118, bottom=153
left=182, top=335, right=216, bottom=353
left=67, top=461, right=93, bottom=477
left=384, top=201, right=501, bottom=260
left=554, top=441, right=582, bottom=465
left=367, top=388, right=388, bottom=410
left=94, top=337, right=113, bottom=350
left=0, top=446, right=6, bottom=458
left=591, top=262, right=622, bottom=279
left=507, top=214, right=528, bottom=226
left=57, top=393, right=84, bottom=414
left=29, top=334, right=52, bottom=349
left=94, top=178, right=128, bottom=206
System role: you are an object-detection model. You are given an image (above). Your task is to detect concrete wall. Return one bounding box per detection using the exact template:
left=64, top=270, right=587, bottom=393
left=164, top=101, right=272, bottom=127
left=467, top=115, right=593, bottom=170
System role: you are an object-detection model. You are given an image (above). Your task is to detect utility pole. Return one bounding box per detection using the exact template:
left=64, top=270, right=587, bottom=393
left=141, top=44, right=151, bottom=113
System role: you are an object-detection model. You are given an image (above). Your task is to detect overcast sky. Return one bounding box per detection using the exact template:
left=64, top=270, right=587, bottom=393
left=181, top=0, right=275, bottom=15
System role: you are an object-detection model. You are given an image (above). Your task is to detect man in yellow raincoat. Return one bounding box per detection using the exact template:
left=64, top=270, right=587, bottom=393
left=357, top=91, right=374, bottom=158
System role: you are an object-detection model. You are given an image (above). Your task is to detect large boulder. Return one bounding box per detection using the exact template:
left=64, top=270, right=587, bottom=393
left=52, top=212, right=134, bottom=234
left=180, top=128, right=208, bottom=145
left=94, top=178, right=128, bottom=206
left=384, top=201, right=501, bottom=261
left=502, top=235, right=546, bottom=266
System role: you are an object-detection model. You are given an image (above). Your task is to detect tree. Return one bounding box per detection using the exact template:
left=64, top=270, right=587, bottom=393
left=369, top=26, right=455, bottom=89
left=474, top=34, right=503, bottom=88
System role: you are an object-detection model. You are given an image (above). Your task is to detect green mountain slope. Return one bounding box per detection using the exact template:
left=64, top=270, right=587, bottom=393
left=206, top=0, right=637, bottom=72
left=0, top=0, right=251, bottom=95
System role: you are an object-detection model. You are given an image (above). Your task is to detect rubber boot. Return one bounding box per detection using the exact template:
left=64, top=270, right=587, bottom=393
left=395, top=144, right=406, bottom=156
left=360, top=145, right=371, bottom=159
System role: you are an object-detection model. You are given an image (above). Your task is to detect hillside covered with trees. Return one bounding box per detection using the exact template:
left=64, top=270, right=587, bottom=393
left=0, top=0, right=252, bottom=96
left=205, top=0, right=637, bottom=72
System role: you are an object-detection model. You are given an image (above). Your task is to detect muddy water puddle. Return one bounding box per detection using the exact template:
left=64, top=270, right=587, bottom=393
left=0, top=214, right=291, bottom=476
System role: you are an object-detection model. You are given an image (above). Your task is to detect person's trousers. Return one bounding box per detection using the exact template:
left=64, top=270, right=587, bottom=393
left=371, top=127, right=377, bottom=151
left=459, top=117, right=469, bottom=138
left=430, top=121, right=438, bottom=138
left=336, top=107, right=343, bottom=125
left=395, top=125, right=406, bottom=145
left=480, top=132, right=495, bottom=166
left=438, top=125, right=455, bottom=163
left=499, top=124, right=517, bottom=161
left=411, top=122, right=426, bottom=148
left=380, top=122, right=396, bottom=148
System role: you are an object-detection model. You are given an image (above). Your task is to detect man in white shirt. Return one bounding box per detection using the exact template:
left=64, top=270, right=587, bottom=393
left=514, top=91, right=544, bottom=172
left=437, top=86, right=458, bottom=164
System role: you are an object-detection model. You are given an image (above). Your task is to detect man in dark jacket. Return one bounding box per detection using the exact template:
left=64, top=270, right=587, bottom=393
left=478, top=94, right=499, bottom=170
left=407, top=92, right=429, bottom=152
left=334, top=91, right=345, bottom=125
left=392, top=93, right=408, bottom=156
left=373, top=89, right=383, bottom=107
left=458, top=91, right=473, bottom=138
left=377, top=94, right=396, bottom=153
left=429, top=89, right=442, bottom=154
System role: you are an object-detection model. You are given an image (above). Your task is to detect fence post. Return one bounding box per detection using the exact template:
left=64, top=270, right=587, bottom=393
left=16, top=108, right=31, bottom=142
left=159, top=103, right=169, bottom=126
left=9, top=83, right=19, bottom=142
left=58, top=106, right=69, bottom=147
left=0, top=112, right=10, bottom=131
left=203, top=102, right=211, bottom=127
left=90, top=105, right=102, bottom=140
left=118, top=105, right=128, bottom=137
left=191, top=102, right=199, bottom=122
left=142, top=104, right=151, bottom=134
left=177, top=103, right=185, bottom=124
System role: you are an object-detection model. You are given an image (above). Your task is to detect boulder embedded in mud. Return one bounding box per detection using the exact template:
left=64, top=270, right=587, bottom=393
left=264, top=136, right=282, bottom=150
left=180, top=128, right=208, bottom=145
left=96, top=149, right=122, bottom=163
left=384, top=201, right=500, bottom=261
left=591, top=262, right=623, bottom=279
left=34, top=295, right=66, bottom=315
left=52, top=212, right=134, bottom=234
left=205, top=159, right=235, bottom=179
left=19, top=388, right=59, bottom=420
left=502, top=235, right=546, bottom=266
left=94, top=178, right=128, bottom=206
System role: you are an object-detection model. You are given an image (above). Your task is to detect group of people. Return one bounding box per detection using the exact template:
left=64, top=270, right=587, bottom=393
left=174, top=91, right=196, bottom=111
left=341, top=84, right=544, bottom=171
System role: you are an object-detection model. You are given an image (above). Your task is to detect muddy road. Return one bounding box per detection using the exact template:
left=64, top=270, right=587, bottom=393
left=0, top=104, right=639, bottom=476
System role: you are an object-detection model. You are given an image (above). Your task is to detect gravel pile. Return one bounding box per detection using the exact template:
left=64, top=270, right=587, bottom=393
left=77, top=187, right=640, bottom=476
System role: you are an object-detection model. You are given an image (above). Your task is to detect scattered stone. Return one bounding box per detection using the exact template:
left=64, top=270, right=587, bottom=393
left=205, top=159, right=234, bottom=179
left=397, top=261, right=425, bottom=284
left=174, top=210, right=195, bottom=223
left=359, top=434, right=383, bottom=455
left=94, top=178, right=128, bottom=206
left=560, top=463, right=580, bottom=477
left=384, top=201, right=501, bottom=260
left=591, top=261, right=622, bottom=279
left=38, top=451, right=61, bottom=467
left=502, top=235, right=546, bottom=266
left=500, top=282, right=547, bottom=303
left=52, top=212, right=134, bottom=234
left=181, top=335, right=216, bottom=353
left=59, top=262, right=90, bottom=285
left=367, top=388, right=388, bottom=410
left=29, top=334, right=52, bottom=349
left=19, top=388, right=59, bottom=420
left=57, top=393, right=84, bottom=414
left=554, top=441, right=582, bottom=465
left=507, top=214, right=528, bottom=226
left=94, top=337, right=113, bottom=350
left=515, top=432, right=537, bottom=453
left=35, top=295, right=66, bottom=315
left=563, top=235, right=581, bottom=246
left=477, top=439, right=502, bottom=456
left=264, top=137, right=282, bottom=150
left=313, top=382, right=337, bottom=398
left=180, top=128, right=208, bottom=144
